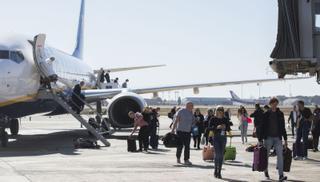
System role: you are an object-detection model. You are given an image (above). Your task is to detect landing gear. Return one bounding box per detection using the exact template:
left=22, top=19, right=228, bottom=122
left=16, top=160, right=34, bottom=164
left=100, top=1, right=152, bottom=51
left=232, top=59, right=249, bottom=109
left=10, top=118, right=19, bottom=136
left=0, top=129, right=8, bottom=147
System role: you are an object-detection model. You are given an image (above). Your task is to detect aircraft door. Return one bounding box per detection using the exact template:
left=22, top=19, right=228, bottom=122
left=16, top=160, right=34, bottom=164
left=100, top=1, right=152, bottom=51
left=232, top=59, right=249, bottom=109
left=32, top=34, right=58, bottom=84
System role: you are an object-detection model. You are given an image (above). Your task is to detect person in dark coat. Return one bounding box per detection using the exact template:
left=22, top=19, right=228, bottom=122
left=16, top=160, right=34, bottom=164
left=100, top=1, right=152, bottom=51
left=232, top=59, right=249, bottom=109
left=288, top=105, right=298, bottom=137
left=99, top=68, right=105, bottom=83
left=193, top=108, right=204, bottom=150
left=250, top=103, right=264, bottom=141
left=296, top=100, right=313, bottom=160
left=105, top=70, right=111, bottom=83
left=259, top=98, right=288, bottom=182
left=312, top=105, right=320, bottom=152
left=72, top=81, right=85, bottom=114
left=204, top=109, right=215, bottom=145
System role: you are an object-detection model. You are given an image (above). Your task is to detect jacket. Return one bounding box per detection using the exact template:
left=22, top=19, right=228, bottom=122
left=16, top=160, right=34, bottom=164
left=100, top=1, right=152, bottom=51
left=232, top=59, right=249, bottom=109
left=250, top=108, right=264, bottom=128
left=259, top=108, right=287, bottom=142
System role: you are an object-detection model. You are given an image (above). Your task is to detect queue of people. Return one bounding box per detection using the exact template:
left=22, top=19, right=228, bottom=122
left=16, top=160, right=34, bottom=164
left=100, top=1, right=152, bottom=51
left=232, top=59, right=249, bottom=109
left=127, top=99, right=320, bottom=181
left=98, top=68, right=129, bottom=89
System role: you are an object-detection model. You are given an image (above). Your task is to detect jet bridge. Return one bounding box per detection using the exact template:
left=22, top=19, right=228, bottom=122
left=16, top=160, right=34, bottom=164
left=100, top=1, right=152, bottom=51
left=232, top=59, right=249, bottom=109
left=269, top=0, right=320, bottom=83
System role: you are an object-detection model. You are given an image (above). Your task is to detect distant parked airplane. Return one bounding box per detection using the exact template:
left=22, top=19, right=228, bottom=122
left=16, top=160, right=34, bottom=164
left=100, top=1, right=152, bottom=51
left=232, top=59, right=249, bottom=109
left=229, top=91, right=269, bottom=105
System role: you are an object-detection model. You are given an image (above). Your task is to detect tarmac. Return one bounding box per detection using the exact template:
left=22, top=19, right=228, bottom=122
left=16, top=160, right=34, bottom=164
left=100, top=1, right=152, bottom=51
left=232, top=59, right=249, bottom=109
left=0, top=115, right=319, bottom=182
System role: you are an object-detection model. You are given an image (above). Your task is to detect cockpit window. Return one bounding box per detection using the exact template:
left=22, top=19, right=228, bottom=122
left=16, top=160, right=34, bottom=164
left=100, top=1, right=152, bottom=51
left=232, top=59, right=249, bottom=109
left=0, top=50, right=9, bottom=59
left=10, top=51, right=24, bottom=63
left=0, top=50, right=25, bottom=63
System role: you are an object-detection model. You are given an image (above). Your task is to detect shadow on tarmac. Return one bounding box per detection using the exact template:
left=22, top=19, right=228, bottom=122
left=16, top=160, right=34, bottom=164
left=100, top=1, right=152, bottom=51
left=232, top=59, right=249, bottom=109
left=0, top=129, right=92, bottom=157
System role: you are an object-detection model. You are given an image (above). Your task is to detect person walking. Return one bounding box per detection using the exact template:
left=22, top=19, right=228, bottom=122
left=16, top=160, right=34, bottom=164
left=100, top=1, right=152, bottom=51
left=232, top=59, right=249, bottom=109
left=122, top=79, right=129, bottom=88
left=71, top=81, right=85, bottom=114
left=204, top=109, right=215, bottom=145
left=105, top=70, right=111, bottom=83
left=250, top=103, right=264, bottom=141
left=288, top=105, right=298, bottom=137
left=238, top=106, right=248, bottom=144
left=193, top=108, right=204, bottom=150
left=129, top=111, right=149, bottom=152
left=208, top=106, right=231, bottom=179
left=312, top=105, right=320, bottom=152
left=296, top=100, right=312, bottom=160
left=259, top=98, right=288, bottom=181
left=149, top=107, right=160, bottom=149
left=171, top=102, right=195, bottom=165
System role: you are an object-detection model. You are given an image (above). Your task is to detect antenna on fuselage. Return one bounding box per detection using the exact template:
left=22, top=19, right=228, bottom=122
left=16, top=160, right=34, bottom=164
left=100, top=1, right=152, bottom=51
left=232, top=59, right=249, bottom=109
left=72, top=0, right=85, bottom=60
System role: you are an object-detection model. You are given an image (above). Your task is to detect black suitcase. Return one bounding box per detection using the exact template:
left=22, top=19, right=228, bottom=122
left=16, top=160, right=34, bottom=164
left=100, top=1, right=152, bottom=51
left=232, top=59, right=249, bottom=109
left=127, top=137, right=137, bottom=152
left=283, top=148, right=292, bottom=172
left=162, top=132, right=179, bottom=148
left=293, top=142, right=303, bottom=157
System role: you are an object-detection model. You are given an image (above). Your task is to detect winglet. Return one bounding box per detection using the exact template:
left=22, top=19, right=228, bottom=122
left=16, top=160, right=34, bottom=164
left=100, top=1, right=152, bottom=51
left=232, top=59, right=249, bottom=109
left=72, top=0, right=85, bottom=59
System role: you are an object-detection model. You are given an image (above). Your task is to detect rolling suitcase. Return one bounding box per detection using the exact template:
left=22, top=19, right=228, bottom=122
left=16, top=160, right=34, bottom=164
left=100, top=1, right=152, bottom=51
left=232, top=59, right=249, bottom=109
left=203, top=145, right=214, bottom=161
left=224, top=137, right=236, bottom=161
left=283, top=147, right=292, bottom=172
left=127, top=137, right=137, bottom=152
left=252, top=145, right=268, bottom=172
left=293, top=142, right=303, bottom=157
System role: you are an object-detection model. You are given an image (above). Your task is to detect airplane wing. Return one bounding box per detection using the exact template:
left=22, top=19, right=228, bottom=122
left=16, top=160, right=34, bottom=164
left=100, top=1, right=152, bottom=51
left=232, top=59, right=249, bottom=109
left=93, top=64, right=166, bottom=74
left=82, top=77, right=311, bottom=101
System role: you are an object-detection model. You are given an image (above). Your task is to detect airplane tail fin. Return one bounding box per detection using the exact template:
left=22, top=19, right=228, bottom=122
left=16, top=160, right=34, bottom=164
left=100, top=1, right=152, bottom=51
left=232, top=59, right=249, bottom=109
left=230, top=90, right=241, bottom=100
left=72, top=0, right=85, bottom=59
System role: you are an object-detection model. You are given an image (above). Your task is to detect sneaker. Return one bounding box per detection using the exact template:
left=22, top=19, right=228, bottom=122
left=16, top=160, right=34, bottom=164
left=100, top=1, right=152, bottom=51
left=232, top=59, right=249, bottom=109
left=279, top=175, right=287, bottom=181
left=294, top=156, right=300, bottom=160
left=177, top=159, right=181, bottom=164
left=264, top=171, right=270, bottom=180
left=303, top=157, right=308, bottom=160
left=184, top=160, right=192, bottom=165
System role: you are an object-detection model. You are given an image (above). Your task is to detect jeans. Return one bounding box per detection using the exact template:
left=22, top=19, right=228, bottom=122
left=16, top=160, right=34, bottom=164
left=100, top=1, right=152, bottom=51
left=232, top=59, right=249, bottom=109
left=149, top=124, right=158, bottom=149
left=296, top=120, right=311, bottom=157
left=193, top=133, right=202, bottom=149
left=312, top=130, right=319, bottom=150
left=240, top=122, right=248, bottom=143
left=264, top=137, right=284, bottom=176
left=213, top=135, right=227, bottom=172
left=290, top=121, right=295, bottom=136
left=176, top=131, right=191, bottom=161
left=138, top=126, right=149, bottom=151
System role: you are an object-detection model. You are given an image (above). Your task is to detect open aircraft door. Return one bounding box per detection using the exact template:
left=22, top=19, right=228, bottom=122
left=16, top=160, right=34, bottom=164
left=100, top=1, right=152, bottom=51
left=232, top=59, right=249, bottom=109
left=32, top=34, right=58, bottom=84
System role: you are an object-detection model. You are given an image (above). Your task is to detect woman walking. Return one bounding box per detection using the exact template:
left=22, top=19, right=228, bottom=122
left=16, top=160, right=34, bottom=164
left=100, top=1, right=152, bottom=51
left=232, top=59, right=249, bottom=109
left=238, top=106, right=248, bottom=144
left=208, top=106, right=231, bottom=179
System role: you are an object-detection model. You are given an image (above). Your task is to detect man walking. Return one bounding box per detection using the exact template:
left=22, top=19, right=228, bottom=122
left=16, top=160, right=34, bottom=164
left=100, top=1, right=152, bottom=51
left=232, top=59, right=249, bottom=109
left=296, top=100, right=312, bottom=160
left=288, top=105, right=298, bottom=137
left=259, top=98, right=288, bottom=181
left=171, top=102, right=195, bottom=165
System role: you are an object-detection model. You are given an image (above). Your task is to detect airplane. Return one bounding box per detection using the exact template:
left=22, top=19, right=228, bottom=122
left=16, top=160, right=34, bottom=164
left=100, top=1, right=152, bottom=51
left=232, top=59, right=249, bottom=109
left=0, top=0, right=310, bottom=147
left=229, top=90, right=269, bottom=106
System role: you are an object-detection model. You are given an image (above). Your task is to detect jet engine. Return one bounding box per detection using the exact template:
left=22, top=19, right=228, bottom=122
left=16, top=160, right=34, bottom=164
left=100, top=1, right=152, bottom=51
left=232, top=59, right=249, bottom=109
left=107, top=92, right=147, bottom=128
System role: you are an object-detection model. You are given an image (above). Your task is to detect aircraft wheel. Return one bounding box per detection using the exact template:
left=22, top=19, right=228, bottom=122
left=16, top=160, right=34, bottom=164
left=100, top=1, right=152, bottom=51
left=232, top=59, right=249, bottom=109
left=0, top=130, right=8, bottom=147
left=10, top=119, right=19, bottom=136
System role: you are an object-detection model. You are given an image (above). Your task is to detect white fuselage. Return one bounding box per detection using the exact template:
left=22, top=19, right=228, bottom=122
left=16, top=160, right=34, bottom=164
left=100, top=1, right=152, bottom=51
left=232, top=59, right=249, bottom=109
left=0, top=34, right=94, bottom=107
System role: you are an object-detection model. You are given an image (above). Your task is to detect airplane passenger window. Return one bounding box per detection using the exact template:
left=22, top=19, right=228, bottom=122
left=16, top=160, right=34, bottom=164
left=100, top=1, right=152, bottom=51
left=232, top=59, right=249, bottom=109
left=0, top=50, right=9, bottom=59
left=10, top=51, right=24, bottom=63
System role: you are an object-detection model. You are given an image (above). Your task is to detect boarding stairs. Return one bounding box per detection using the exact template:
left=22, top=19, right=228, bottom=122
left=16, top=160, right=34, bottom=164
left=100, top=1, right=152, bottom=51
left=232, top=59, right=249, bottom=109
left=37, top=89, right=111, bottom=147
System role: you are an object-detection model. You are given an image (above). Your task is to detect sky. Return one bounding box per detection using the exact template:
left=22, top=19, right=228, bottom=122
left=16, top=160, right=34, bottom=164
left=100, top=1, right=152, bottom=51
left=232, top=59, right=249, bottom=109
left=0, top=0, right=319, bottom=99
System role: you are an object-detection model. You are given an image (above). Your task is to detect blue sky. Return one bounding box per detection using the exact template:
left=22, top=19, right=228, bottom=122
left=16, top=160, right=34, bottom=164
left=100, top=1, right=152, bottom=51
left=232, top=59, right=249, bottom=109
left=0, top=0, right=318, bottom=99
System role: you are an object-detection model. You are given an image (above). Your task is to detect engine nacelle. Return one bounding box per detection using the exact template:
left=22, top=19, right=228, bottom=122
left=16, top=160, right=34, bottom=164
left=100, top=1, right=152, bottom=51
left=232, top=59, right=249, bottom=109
left=107, top=92, right=147, bottom=128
